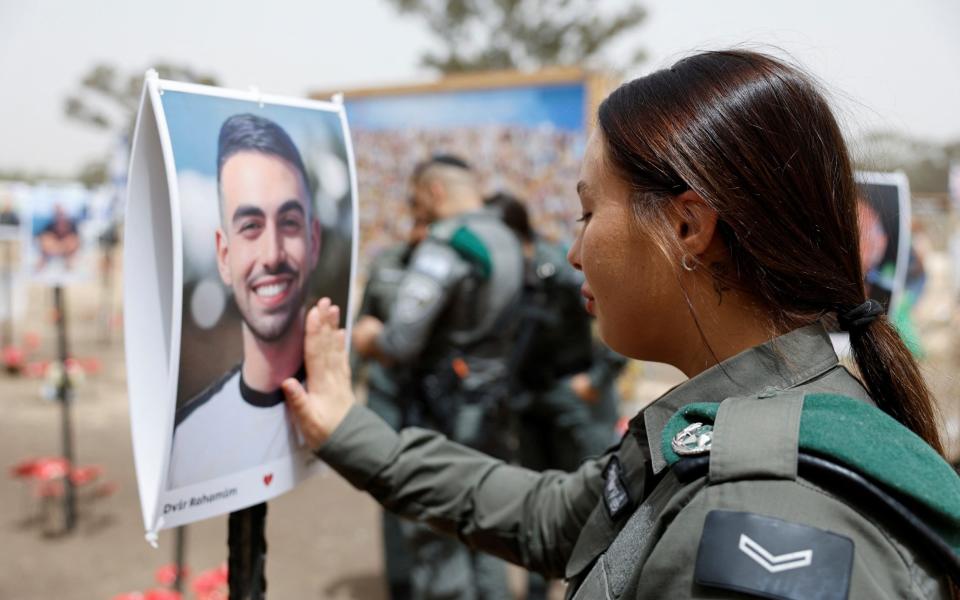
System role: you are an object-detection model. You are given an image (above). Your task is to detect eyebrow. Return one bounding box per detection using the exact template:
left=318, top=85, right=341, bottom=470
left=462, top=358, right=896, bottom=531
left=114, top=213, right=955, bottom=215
left=231, top=199, right=305, bottom=225
left=232, top=205, right=265, bottom=225
left=277, top=199, right=306, bottom=216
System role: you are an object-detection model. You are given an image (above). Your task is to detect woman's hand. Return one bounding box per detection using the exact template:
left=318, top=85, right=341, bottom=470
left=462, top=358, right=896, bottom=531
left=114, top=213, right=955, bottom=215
left=282, top=298, right=355, bottom=450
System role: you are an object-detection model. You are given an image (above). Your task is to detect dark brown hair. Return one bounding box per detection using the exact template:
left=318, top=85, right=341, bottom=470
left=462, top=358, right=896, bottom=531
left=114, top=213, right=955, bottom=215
left=598, top=50, right=944, bottom=455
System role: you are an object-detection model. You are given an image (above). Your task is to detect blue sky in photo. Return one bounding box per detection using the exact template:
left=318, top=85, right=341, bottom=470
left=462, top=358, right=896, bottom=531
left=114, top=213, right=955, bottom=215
left=345, top=83, right=586, bottom=131
left=160, top=90, right=346, bottom=177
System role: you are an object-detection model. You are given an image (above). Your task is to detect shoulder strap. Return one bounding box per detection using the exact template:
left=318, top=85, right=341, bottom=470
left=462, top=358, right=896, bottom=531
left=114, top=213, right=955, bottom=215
left=709, top=391, right=804, bottom=483
left=569, top=471, right=693, bottom=600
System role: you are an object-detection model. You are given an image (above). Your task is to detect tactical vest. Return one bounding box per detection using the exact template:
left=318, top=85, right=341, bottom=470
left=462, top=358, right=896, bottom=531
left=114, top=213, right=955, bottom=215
left=408, top=211, right=524, bottom=452
left=568, top=392, right=960, bottom=599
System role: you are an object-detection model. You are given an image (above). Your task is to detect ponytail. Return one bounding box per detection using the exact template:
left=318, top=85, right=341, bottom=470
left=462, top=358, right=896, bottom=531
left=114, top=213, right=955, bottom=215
left=849, top=317, right=945, bottom=456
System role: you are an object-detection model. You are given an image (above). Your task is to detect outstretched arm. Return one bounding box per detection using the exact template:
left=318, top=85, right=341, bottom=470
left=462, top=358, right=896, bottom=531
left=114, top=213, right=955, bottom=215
left=282, top=299, right=606, bottom=577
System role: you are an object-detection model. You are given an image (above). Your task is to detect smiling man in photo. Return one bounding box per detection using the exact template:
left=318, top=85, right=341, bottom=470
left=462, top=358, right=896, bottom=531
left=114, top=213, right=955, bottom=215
left=168, top=113, right=321, bottom=489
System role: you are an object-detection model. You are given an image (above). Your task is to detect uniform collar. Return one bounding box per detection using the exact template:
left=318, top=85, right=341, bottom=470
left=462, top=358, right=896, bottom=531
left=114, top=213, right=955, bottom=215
left=640, top=322, right=840, bottom=475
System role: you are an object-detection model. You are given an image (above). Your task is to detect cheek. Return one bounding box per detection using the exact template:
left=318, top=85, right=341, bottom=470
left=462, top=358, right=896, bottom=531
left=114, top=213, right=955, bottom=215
left=285, top=236, right=310, bottom=266
left=581, top=219, right=632, bottom=293
left=583, top=223, right=680, bottom=359
left=229, top=243, right=258, bottom=277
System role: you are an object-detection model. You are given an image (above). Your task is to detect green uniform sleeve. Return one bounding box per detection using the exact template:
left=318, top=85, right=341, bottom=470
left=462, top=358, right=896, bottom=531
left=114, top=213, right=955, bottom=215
left=317, top=403, right=606, bottom=577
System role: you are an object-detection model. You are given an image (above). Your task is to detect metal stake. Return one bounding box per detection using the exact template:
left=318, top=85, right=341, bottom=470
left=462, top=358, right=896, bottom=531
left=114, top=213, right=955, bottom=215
left=228, top=502, right=267, bottom=600
left=54, top=285, right=76, bottom=532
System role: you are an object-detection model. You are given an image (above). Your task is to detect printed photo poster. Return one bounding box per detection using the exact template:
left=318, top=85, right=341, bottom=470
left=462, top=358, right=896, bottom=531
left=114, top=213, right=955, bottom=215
left=313, top=69, right=615, bottom=264
left=831, top=171, right=911, bottom=355
left=0, top=181, right=24, bottom=241
left=0, top=182, right=27, bottom=324
left=23, top=183, right=99, bottom=285
left=950, top=163, right=960, bottom=298
left=855, top=172, right=911, bottom=315
left=125, top=73, right=357, bottom=537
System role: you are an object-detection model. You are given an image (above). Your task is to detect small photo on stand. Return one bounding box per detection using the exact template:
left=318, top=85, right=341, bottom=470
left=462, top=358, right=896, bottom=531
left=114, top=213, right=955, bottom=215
left=0, top=182, right=27, bottom=331
left=25, top=183, right=95, bottom=286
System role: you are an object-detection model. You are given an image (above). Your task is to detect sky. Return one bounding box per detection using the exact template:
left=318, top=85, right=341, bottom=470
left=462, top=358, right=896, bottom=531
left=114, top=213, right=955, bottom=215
left=0, top=0, right=958, bottom=175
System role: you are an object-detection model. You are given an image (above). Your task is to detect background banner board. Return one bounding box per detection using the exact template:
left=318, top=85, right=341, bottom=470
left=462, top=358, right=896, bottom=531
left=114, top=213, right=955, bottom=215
left=125, top=73, right=357, bottom=538
left=313, top=68, right=615, bottom=265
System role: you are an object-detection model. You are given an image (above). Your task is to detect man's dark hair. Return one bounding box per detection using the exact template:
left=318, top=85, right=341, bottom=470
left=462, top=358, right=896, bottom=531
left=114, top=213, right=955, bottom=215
left=485, top=191, right=534, bottom=242
left=216, top=113, right=312, bottom=217
left=411, top=153, right=472, bottom=184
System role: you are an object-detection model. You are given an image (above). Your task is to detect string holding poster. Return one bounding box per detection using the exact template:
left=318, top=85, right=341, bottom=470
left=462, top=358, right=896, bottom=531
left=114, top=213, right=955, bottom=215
left=125, top=72, right=358, bottom=539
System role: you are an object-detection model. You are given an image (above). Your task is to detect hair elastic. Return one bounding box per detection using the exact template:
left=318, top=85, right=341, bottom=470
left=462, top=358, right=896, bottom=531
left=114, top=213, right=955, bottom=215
left=837, top=299, right=884, bottom=331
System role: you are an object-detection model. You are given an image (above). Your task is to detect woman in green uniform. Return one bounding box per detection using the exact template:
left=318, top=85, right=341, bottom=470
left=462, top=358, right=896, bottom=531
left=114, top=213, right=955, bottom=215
left=283, top=50, right=960, bottom=599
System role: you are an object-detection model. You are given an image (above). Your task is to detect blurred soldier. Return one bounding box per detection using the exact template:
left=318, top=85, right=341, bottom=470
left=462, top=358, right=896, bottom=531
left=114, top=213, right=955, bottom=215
left=487, top=192, right=626, bottom=600
left=352, top=216, right=429, bottom=600
left=353, top=155, right=523, bottom=600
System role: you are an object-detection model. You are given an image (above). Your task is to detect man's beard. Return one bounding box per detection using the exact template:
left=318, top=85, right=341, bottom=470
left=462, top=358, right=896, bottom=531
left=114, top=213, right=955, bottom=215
left=238, top=263, right=307, bottom=343
left=243, top=299, right=303, bottom=342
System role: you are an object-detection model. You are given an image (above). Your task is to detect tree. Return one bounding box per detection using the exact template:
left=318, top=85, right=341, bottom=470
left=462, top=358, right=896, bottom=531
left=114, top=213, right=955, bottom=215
left=63, top=63, right=218, bottom=185
left=385, top=0, right=647, bottom=73
left=855, top=131, right=960, bottom=194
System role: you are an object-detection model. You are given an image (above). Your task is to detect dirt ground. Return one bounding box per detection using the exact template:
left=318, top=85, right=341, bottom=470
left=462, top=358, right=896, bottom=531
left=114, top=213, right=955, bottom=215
left=2, top=245, right=958, bottom=600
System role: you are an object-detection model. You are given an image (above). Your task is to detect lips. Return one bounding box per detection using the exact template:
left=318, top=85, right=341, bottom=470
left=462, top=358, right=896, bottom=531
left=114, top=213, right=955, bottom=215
left=251, top=276, right=294, bottom=307
left=581, top=284, right=596, bottom=316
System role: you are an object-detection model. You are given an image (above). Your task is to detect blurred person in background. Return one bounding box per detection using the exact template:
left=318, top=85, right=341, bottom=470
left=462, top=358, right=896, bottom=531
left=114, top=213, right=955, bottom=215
left=487, top=191, right=625, bottom=600
left=352, top=214, right=429, bottom=599
left=36, top=204, right=81, bottom=270
left=352, top=155, right=524, bottom=600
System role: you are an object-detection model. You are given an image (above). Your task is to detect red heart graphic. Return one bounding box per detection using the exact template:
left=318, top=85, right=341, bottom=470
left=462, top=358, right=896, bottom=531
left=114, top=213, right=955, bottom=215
left=263, top=474, right=273, bottom=486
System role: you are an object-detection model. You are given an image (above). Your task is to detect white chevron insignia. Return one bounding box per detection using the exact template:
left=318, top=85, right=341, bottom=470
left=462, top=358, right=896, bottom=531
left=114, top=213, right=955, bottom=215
left=738, top=534, right=813, bottom=573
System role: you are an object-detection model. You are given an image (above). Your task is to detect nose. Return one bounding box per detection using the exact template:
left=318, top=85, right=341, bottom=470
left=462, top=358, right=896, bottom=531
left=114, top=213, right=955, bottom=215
left=567, top=230, right=583, bottom=272
left=261, top=221, right=286, bottom=270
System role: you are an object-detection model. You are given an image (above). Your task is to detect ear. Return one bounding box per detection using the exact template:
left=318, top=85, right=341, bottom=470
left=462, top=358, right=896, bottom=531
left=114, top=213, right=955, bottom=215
left=215, top=228, right=232, bottom=286
left=310, top=217, right=322, bottom=267
left=427, top=180, right=446, bottom=213
left=669, top=190, right=719, bottom=258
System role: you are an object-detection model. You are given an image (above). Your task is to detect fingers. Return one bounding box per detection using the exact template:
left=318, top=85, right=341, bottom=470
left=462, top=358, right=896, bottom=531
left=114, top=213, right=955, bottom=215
left=305, top=298, right=337, bottom=371
left=325, top=303, right=340, bottom=328
left=303, top=298, right=350, bottom=395
left=282, top=378, right=322, bottom=450
left=306, top=297, right=331, bottom=336
left=282, top=377, right=309, bottom=416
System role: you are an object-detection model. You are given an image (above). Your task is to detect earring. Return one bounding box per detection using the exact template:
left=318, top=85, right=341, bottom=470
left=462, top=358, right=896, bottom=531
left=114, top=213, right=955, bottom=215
left=681, top=255, right=697, bottom=272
